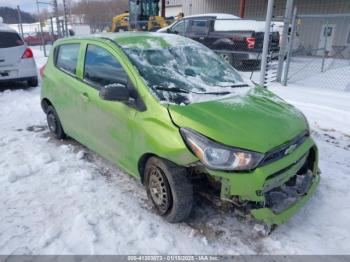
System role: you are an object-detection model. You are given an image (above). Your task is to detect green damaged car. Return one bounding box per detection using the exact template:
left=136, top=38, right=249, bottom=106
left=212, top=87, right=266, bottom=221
left=41, top=32, right=320, bottom=230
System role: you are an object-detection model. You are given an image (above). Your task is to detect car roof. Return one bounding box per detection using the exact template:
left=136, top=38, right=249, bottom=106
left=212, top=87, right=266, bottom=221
left=184, top=13, right=240, bottom=19
left=57, top=32, right=198, bottom=49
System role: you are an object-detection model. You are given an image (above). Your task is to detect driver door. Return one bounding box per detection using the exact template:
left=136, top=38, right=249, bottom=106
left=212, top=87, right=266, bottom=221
left=79, top=42, right=137, bottom=170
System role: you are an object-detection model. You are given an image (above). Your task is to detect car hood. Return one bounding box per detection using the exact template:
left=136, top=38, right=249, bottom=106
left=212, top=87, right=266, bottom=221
left=168, top=87, right=308, bottom=153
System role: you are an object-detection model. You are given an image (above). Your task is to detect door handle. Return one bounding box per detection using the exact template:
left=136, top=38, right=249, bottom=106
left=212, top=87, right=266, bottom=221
left=80, top=92, right=90, bottom=102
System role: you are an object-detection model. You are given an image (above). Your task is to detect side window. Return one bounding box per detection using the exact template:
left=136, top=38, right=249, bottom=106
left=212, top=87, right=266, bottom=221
left=171, top=20, right=188, bottom=35
left=188, top=19, right=209, bottom=35
left=84, top=45, right=128, bottom=89
left=55, top=44, right=80, bottom=75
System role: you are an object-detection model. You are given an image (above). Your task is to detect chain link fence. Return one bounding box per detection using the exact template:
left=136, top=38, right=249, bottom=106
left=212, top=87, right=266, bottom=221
left=285, top=14, right=350, bottom=91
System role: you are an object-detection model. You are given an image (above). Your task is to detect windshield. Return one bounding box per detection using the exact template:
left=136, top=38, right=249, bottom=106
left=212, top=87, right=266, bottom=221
left=123, top=44, right=248, bottom=105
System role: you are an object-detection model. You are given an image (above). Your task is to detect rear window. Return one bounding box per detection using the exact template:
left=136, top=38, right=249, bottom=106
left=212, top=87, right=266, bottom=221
left=0, top=32, right=24, bottom=48
left=55, top=44, right=80, bottom=75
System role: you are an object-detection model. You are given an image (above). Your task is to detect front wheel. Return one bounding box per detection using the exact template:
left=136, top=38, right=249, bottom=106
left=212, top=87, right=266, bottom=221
left=144, top=157, right=193, bottom=223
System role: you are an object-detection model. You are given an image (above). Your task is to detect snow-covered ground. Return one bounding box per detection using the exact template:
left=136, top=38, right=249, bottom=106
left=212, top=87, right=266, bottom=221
left=0, top=47, right=350, bottom=255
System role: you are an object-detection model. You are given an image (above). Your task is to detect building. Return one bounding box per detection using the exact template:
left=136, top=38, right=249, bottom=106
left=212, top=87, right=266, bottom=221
left=165, top=0, right=350, bottom=57
left=165, top=0, right=183, bottom=17
left=169, top=0, right=349, bottom=20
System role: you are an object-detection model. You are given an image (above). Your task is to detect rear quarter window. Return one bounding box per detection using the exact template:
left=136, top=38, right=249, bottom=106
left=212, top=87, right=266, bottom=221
left=0, top=32, right=24, bottom=48
left=55, top=44, right=80, bottom=75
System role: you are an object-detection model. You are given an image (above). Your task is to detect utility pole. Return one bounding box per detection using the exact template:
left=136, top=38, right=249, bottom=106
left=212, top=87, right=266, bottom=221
left=17, top=5, right=24, bottom=38
left=52, top=0, right=60, bottom=37
left=62, top=0, right=69, bottom=36
left=36, top=0, right=47, bottom=57
left=239, top=0, right=246, bottom=18
left=276, top=0, right=294, bottom=82
left=161, top=0, right=166, bottom=17
left=259, top=0, right=275, bottom=87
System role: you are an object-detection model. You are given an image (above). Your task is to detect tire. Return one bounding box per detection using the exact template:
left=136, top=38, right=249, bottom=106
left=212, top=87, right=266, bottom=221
left=46, top=105, right=66, bottom=139
left=27, top=77, right=38, bottom=87
left=144, top=157, right=193, bottom=223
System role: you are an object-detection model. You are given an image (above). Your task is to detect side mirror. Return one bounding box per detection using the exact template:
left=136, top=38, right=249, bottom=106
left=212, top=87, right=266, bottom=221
left=166, top=28, right=171, bottom=33
left=99, top=83, right=130, bottom=102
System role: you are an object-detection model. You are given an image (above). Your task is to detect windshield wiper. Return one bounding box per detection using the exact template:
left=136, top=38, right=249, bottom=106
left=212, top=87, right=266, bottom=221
left=217, top=83, right=249, bottom=88
left=153, top=86, right=231, bottom=95
left=153, top=86, right=190, bottom=94
left=230, top=84, right=249, bottom=88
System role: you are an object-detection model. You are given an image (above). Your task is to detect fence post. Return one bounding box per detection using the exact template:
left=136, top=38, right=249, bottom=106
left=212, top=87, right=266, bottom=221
left=259, top=0, right=275, bottom=87
left=282, top=7, right=297, bottom=86
left=276, top=0, right=294, bottom=82
left=321, top=20, right=329, bottom=73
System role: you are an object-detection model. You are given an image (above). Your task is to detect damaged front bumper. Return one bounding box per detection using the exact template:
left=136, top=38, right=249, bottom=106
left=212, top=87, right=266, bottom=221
left=206, top=137, right=320, bottom=227
left=251, top=173, right=320, bottom=227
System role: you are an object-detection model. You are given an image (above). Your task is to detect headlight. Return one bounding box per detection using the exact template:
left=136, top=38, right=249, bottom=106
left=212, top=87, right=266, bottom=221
left=180, top=128, right=264, bottom=171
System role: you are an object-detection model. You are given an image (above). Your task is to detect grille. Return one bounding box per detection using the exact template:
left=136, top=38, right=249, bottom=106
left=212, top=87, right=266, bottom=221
left=259, top=131, right=309, bottom=167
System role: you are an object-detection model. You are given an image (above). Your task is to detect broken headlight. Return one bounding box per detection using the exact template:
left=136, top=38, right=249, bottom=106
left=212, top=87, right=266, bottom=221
left=180, top=128, right=264, bottom=171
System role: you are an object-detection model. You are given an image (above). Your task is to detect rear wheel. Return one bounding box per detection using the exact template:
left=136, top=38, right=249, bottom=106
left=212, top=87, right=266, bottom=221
left=27, top=77, right=38, bottom=87
left=144, top=157, right=193, bottom=223
left=46, top=105, right=66, bottom=139
left=218, top=52, right=233, bottom=65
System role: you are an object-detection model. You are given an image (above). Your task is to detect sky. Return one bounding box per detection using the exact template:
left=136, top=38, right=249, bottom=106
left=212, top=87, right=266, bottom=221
left=0, top=0, right=51, bottom=14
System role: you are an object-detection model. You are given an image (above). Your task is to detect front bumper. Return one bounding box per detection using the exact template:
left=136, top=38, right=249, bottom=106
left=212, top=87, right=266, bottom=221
left=207, top=137, right=319, bottom=226
left=251, top=173, right=320, bottom=227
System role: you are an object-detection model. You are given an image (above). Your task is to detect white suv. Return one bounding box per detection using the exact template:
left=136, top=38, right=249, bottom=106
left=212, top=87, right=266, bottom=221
left=0, top=22, right=38, bottom=87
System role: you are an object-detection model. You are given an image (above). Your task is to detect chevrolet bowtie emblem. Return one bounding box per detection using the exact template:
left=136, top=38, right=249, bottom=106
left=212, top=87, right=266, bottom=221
left=284, top=144, right=297, bottom=155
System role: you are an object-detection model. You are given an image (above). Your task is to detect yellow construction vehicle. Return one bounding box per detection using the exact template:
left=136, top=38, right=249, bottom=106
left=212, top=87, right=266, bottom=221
left=110, top=12, right=130, bottom=32
left=110, top=0, right=173, bottom=32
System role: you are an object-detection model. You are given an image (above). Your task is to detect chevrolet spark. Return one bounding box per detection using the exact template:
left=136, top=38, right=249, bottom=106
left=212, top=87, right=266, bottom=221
left=41, top=32, right=320, bottom=229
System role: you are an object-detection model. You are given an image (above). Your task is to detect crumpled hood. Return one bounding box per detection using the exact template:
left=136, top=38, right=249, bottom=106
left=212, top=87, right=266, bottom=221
left=168, top=87, right=308, bottom=153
